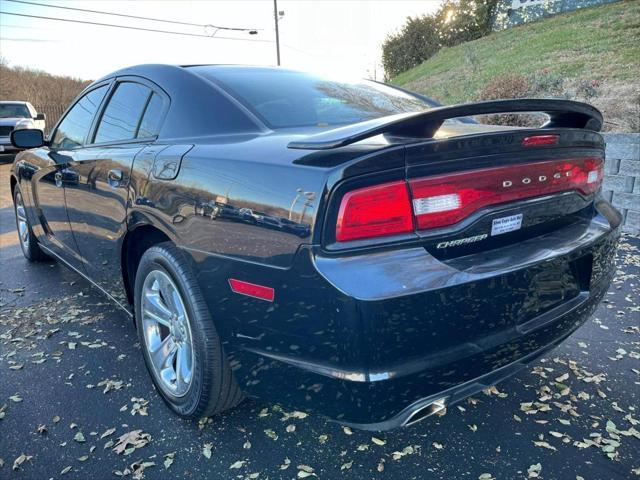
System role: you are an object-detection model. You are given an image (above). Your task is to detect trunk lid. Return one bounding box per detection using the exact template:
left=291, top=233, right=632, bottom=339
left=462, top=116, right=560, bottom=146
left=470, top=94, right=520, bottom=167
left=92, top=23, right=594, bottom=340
left=302, top=99, right=606, bottom=254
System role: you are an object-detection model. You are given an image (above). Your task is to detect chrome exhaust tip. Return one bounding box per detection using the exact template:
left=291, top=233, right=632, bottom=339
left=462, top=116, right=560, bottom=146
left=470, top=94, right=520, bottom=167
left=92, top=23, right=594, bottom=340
left=404, top=397, right=448, bottom=427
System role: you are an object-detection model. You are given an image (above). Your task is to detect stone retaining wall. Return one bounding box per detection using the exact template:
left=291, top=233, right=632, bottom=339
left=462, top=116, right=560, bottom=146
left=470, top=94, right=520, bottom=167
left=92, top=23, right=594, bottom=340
left=602, top=133, right=640, bottom=233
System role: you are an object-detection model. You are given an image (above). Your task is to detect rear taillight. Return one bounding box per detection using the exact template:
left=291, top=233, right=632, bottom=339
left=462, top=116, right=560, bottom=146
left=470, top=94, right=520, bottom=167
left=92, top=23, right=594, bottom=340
left=410, top=157, right=602, bottom=230
left=336, top=181, right=413, bottom=242
left=335, top=157, right=603, bottom=242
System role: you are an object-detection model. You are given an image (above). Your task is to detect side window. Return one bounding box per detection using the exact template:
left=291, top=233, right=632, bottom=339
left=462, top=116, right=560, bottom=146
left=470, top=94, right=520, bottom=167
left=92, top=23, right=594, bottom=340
left=137, top=93, right=164, bottom=138
left=51, top=86, right=108, bottom=149
left=94, top=82, right=151, bottom=144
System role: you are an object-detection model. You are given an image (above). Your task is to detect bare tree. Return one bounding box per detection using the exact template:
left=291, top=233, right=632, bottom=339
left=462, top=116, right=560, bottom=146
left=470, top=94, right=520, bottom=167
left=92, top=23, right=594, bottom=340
left=0, top=64, right=91, bottom=131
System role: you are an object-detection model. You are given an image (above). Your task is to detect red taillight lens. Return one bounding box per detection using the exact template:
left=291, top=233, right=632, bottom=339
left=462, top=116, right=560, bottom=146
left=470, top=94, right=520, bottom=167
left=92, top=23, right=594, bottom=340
left=522, top=134, right=560, bottom=146
left=336, top=180, right=413, bottom=242
left=334, top=157, right=603, bottom=242
left=410, top=157, right=603, bottom=230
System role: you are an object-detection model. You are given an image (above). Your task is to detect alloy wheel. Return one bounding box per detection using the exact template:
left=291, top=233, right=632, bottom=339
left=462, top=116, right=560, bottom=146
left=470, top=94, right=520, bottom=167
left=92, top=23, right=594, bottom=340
left=15, top=191, right=30, bottom=252
left=141, top=269, right=195, bottom=397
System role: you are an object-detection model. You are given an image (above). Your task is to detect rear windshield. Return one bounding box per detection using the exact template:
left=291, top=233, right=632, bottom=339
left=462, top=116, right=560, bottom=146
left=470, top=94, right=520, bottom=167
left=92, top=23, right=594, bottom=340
left=0, top=103, right=30, bottom=118
left=189, top=67, right=431, bottom=129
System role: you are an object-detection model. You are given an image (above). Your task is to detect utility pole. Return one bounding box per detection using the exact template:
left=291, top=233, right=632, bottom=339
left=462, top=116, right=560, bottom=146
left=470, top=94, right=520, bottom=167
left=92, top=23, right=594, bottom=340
left=273, top=0, right=281, bottom=66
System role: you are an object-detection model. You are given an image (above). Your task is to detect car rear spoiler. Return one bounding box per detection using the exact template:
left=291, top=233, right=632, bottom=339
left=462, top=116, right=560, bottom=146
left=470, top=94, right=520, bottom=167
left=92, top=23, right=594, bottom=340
left=287, top=99, right=603, bottom=150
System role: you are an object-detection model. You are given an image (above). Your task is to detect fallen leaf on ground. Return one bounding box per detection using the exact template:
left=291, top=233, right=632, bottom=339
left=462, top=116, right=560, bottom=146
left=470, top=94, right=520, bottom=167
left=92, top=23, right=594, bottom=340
left=12, top=454, right=32, bottom=471
left=202, top=443, right=213, bottom=459
left=112, top=430, right=151, bottom=455
left=371, top=436, right=386, bottom=446
left=163, top=452, right=175, bottom=469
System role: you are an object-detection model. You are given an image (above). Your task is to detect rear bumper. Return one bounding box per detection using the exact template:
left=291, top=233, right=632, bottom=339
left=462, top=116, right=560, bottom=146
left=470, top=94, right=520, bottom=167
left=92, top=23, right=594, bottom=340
left=343, top=327, right=584, bottom=430
left=190, top=200, right=621, bottom=429
left=341, top=279, right=609, bottom=430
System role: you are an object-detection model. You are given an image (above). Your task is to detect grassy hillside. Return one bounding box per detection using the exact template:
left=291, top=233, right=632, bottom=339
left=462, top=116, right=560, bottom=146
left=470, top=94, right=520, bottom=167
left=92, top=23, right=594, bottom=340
left=393, top=0, right=640, bottom=131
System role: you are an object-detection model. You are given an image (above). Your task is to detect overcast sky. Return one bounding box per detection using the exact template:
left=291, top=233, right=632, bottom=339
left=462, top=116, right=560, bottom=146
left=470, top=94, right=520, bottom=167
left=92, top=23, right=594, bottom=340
left=0, top=0, right=442, bottom=80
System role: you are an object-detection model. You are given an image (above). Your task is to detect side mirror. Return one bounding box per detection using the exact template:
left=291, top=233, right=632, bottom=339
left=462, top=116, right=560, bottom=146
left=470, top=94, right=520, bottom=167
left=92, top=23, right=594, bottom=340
left=35, top=113, right=46, bottom=121
left=11, top=129, right=45, bottom=149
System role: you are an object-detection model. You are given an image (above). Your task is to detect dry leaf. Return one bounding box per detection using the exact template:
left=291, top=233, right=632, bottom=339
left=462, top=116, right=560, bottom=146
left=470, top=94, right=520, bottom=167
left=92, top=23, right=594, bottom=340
left=163, top=452, right=175, bottom=469
left=202, top=443, right=213, bottom=459
left=12, top=454, right=32, bottom=471
left=341, top=461, right=353, bottom=470
left=112, top=430, right=151, bottom=455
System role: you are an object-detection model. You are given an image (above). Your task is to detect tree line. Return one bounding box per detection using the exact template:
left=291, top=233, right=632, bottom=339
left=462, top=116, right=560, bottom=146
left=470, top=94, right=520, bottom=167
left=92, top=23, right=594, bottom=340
left=382, top=0, right=498, bottom=79
left=0, top=58, right=90, bottom=131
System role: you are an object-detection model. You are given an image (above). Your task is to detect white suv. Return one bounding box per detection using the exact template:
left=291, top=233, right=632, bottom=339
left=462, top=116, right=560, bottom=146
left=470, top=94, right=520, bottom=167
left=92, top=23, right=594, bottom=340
left=0, top=101, right=46, bottom=153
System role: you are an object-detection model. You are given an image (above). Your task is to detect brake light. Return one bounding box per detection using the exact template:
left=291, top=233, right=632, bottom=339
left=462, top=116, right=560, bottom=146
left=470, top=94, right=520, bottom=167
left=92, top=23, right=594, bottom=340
left=410, top=157, right=603, bottom=230
left=334, top=157, right=603, bottom=242
left=522, top=134, right=560, bottom=146
left=336, top=180, right=413, bottom=242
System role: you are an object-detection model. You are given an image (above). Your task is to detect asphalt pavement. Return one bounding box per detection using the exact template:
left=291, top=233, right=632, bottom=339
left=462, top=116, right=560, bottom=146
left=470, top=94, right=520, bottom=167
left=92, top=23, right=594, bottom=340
left=0, top=158, right=639, bottom=480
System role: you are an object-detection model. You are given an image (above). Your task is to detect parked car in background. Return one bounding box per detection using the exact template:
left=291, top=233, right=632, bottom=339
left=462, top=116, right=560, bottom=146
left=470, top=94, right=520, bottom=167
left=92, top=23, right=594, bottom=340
left=0, top=101, right=46, bottom=153
left=9, top=64, right=620, bottom=430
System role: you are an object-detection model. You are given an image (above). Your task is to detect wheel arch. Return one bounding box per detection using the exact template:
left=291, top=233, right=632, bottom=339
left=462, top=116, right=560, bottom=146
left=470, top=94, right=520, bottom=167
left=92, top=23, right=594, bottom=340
left=121, top=221, right=173, bottom=306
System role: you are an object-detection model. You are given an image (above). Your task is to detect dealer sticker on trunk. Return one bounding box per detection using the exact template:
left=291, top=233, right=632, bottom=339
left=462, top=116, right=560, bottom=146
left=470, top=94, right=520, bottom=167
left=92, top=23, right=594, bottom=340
left=491, top=213, right=523, bottom=236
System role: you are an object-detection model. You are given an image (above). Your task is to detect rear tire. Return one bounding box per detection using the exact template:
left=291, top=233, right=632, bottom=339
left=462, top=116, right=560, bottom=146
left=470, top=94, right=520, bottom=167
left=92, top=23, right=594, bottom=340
left=13, top=188, right=49, bottom=262
left=134, top=242, right=243, bottom=418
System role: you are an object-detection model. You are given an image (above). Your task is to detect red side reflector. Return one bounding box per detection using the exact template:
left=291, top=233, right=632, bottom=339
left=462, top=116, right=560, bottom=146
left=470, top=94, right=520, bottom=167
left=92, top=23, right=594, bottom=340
left=522, top=134, right=560, bottom=146
left=335, top=180, right=413, bottom=242
left=229, top=279, right=274, bottom=302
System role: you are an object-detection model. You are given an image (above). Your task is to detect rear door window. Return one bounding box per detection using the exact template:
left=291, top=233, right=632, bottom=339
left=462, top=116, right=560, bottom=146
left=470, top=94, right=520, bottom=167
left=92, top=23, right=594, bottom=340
left=94, top=82, right=152, bottom=143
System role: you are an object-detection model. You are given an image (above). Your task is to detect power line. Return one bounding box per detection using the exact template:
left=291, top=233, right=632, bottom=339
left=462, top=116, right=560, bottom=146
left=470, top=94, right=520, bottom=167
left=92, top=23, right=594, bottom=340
left=0, top=19, right=309, bottom=56
left=3, top=0, right=262, bottom=33
left=0, top=11, right=273, bottom=42
left=0, top=36, right=52, bottom=42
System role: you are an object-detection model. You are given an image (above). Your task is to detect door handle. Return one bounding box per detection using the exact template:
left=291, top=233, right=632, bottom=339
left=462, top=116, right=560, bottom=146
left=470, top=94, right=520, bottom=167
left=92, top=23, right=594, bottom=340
left=107, top=169, right=123, bottom=188
left=54, top=171, right=63, bottom=188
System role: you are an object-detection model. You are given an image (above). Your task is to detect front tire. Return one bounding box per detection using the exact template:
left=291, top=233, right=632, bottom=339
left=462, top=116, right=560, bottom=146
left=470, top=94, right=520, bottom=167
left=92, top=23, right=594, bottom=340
left=134, top=243, right=243, bottom=418
left=13, top=188, right=49, bottom=262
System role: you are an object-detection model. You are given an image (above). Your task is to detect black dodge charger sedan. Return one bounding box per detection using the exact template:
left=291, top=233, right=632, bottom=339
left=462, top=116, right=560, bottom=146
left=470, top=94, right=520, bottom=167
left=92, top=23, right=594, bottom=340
left=9, top=64, right=620, bottom=430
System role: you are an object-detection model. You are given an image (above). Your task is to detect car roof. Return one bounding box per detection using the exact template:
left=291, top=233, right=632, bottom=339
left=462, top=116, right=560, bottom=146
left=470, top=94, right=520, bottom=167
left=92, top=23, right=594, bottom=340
left=181, top=64, right=305, bottom=74
left=90, top=64, right=266, bottom=139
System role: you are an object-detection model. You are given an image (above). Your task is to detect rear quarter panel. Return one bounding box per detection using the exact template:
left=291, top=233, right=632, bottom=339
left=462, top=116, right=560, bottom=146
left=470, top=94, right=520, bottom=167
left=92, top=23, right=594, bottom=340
left=127, top=138, right=335, bottom=376
left=140, top=140, right=327, bottom=267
